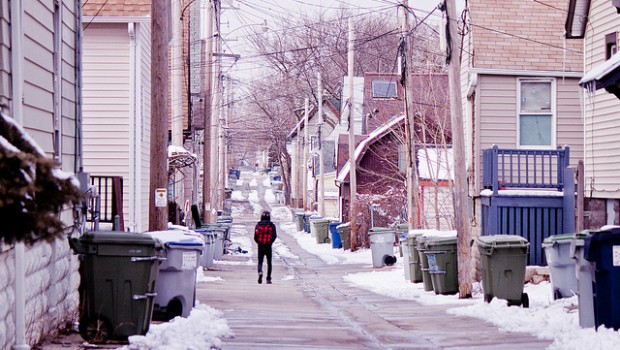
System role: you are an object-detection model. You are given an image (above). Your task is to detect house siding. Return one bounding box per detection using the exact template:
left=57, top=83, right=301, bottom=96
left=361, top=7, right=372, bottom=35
left=583, top=0, right=620, bottom=198
left=82, top=22, right=132, bottom=225
left=139, top=21, right=152, bottom=232
left=0, top=1, right=81, bottom=348
left=473, top=74, right=583, bottom=192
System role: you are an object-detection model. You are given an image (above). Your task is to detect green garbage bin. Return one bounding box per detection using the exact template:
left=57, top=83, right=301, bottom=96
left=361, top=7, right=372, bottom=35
left=407, top=231, right=424, bottom=283
left=337, top=223, right=351, bottom=250
left=70, top=231, right=163, bottom=343
left=425, top=236, right=458, bottom=295
left=396, top=224, right=409, bottom=256
left=477, top=235, right=530, bottom=307
left=294, top=211, right=304, bottom=232
left=312, top=219, right=331, bottom=244
left=543, top=233, right=579, bottom=299
left=417, top=236, right=434, bottom=292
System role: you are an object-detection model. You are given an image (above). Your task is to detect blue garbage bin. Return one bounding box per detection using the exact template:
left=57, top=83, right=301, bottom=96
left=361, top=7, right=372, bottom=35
left=329, top=222, right=342, bottom=249
left=584, top=227, right=620, bottom=330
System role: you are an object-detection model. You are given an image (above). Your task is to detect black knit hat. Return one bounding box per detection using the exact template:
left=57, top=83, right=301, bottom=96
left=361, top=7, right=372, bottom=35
left=261, top=211, right=270, bottom=221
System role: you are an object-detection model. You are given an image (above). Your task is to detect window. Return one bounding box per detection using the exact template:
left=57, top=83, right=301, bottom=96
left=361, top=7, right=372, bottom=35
left=606, top=32, right=617, bottom=60
left=518, top=79, right=555, bottom=148
left=371, top=80, right=397, bottom=99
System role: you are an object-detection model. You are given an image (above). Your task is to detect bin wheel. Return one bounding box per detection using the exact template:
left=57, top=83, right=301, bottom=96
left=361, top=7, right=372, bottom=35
left=79, top=315, right=111, bottom=343
left=521, top=293, right=529, bottom=308
left=483, top=294, right=493, bottom=303
left=553, top=288, right=562, bottom=300
left=166, top=298, right=183, bottom=320
left=323, top=237, right=331, bottom=244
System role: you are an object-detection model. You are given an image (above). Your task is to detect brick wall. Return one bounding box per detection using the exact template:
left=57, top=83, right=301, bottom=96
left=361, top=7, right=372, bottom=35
left=0, top=238, right=80, bottom=348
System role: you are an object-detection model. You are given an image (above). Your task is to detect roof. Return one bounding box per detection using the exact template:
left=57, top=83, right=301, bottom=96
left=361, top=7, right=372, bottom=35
left=287, top=98, right=340, bottom=140
left=580, top=51, right=620, bottom=98
left=82, top=0, right=151, bottom=17
left=336, top=115, right=405, bottom=183
left=565, top=0, right=590, bottom=39
left=469, top=0, right=582, bottom=72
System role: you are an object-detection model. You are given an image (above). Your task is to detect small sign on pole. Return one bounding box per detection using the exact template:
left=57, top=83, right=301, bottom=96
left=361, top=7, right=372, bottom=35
left=155, top=188, right=167, bottom=207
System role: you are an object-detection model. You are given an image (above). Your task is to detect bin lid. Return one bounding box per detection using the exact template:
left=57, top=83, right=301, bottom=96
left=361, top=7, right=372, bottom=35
left=311, top=219, right=330, bottom=224
left=146, top=230, right=205, bottom=248
left=426, top=236, right=457, bottom=246
left=79, top=231, right=160, bottom=246
left=369, top=227, right=394, bottom=233
left=476, top=235, right=529, bottom=249
left=542, top=233, right=574, bottom=245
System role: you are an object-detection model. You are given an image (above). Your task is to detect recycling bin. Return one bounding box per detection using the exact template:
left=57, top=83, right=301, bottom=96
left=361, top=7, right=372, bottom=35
left=424, top=236, right=458, bottom=295
left=329, top=222, right=342, bottom=249
left=312, top=218, right=331, bottom=244
left=146, top=231, right=204, bottom=320
left=338, top=223, right=351, bottom=250
left=407, top=231, right=424, bottom=283
left=542, top=234, right=579, bottom=299
left=368, top=227, right=397, bottom=268
left=571, top=231, right=595, bottom=328
left=69, top=231, right=162, bottom=343
left=584, top=227, right=620, bottom=330
left=477, top=235, right=530, bottom=307
left=417, top=235, right=434, bottom=292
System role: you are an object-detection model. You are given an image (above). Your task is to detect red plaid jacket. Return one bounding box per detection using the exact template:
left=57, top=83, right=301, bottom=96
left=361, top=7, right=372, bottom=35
left=254, top=221, right=276, bottom=245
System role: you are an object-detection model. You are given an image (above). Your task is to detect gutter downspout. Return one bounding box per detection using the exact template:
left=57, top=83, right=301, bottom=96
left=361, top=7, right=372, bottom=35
left=129, top=23, right=138, bottom=232
left=11, top=1, right=30, bottom=349
left=75, top=0, right=83, bottom=173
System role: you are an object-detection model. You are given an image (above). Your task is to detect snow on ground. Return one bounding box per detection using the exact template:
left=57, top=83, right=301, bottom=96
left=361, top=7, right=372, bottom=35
left=249, top=178, right=258, bottom=187
left=273, top=204, right=620, bottom=349
left=231, top=190, right=245, bottom=201
left=235, top=179, right=243, bottom=186
left=118, top=303, right=232, bottom=350
left=263, top=177, right=271, bottom=187
left=264, top=188, right=276, bottom=203
left=196, top=269, right=223, bottom=283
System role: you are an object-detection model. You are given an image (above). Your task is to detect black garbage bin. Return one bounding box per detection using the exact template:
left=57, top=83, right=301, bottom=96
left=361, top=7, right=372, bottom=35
left=584, top=227, right=620, bottom=330
left=70, top=231, right=163, bottom=343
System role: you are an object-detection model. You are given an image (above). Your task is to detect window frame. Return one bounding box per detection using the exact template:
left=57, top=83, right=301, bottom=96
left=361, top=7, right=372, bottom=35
left=516, top=78, right=556, bottom=150
left=371, top=80, right=398, bottom=99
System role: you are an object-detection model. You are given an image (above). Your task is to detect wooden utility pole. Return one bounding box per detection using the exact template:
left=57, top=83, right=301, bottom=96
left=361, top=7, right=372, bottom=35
left=445, top=0, right=473, bottom=298
left=202, top=0, right=213, bottom=222
left=401, top=0, right=419, bottom=229
left=303, top=98, right=309, bottom=211
left=149, top=0, right=170, bottom=231
left=296, top=111, right=302, bottom=207
left=318, top=72, right=325, bottom=216
left=347, top=18, right=358, bottom=250
left=172, top=0, right=183, bottom=206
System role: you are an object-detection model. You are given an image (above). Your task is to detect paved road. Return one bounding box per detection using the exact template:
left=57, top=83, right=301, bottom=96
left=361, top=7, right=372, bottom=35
left=197, top=171, right=551, bottom=349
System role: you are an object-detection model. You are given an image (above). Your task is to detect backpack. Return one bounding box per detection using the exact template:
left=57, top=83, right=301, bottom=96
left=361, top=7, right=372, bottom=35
left=255, top=223, right=274, bottom=245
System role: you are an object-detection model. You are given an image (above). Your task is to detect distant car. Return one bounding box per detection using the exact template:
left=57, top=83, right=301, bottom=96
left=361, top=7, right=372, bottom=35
left=228, top=169, right=240, bottom=179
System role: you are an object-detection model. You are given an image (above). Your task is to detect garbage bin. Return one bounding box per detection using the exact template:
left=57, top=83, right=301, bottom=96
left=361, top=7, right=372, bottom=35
left=146, top=231, right=204, bottom=320
left=368, top=227, right=397, bottom=268
left=584, top=227, right=620, bottom=330
left=401, top=235, right=411, bottom=281
left=425, top=236, right=458, bottom=295
left=571, top=231, right=595, bottom=328
left=338, top=223, right=351, bottom=250
left=303, top=213, right=313, bottom=233
left=416, top=235, right=434, bottom=292
left=477, top=235, right=530, bottom=307
left=543, top=234, right=579, bottom=299
left=312, top=219, right=331, bottom=244
left=294, top=211, right=304, bottom=231
left=195, top=228, right=215, bottom=269
left=407, top=231, right=424, bottom=283
left=396, top=224, right=409, bottom=255
left=70, top=231, right=162, bottom=343
left=329, top=222, right=342, bottom=248
left=309, top=215, right=322, bottom=237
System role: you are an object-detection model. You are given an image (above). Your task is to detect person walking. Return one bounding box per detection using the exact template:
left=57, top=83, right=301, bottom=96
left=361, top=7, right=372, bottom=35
left=254, top=210, right=277, bottom=284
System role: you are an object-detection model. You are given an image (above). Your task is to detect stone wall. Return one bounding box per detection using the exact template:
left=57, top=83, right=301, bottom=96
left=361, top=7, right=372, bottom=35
left=0, top=237, right=80, bottom=348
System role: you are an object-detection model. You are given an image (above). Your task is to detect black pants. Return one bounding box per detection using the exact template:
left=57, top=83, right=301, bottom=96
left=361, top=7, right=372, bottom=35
left=257, top=244, right=273, bottom=280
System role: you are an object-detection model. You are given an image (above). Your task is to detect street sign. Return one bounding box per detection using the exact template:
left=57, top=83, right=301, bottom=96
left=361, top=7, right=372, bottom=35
left=155, top=188, right=167, bottom=207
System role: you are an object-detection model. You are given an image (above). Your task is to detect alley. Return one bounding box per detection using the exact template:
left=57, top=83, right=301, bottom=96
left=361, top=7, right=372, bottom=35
left=196, top=169, right=551, bottom=349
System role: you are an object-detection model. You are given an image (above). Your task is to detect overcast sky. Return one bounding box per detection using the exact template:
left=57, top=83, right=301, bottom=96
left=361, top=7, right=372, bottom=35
left=218, top=0, right=447, bottom=82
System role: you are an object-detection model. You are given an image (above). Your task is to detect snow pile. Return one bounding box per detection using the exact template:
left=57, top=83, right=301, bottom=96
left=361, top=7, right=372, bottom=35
left=264, top=188, right=276, bottom=203
left=119, top=304, right=232, bottom=350
left=235, top=179, right=244, bottom=186
left=231, top=190, right=245, bottom=201
left=249, top=179, right=258, bottom=187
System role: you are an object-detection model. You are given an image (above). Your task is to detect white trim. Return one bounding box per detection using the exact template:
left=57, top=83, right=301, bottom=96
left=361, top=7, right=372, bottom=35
left=516, top=78, right=557, bottom=150
left=83, top=16, right=150, bottom=24
left=470, top=68, right=582, bottom=79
